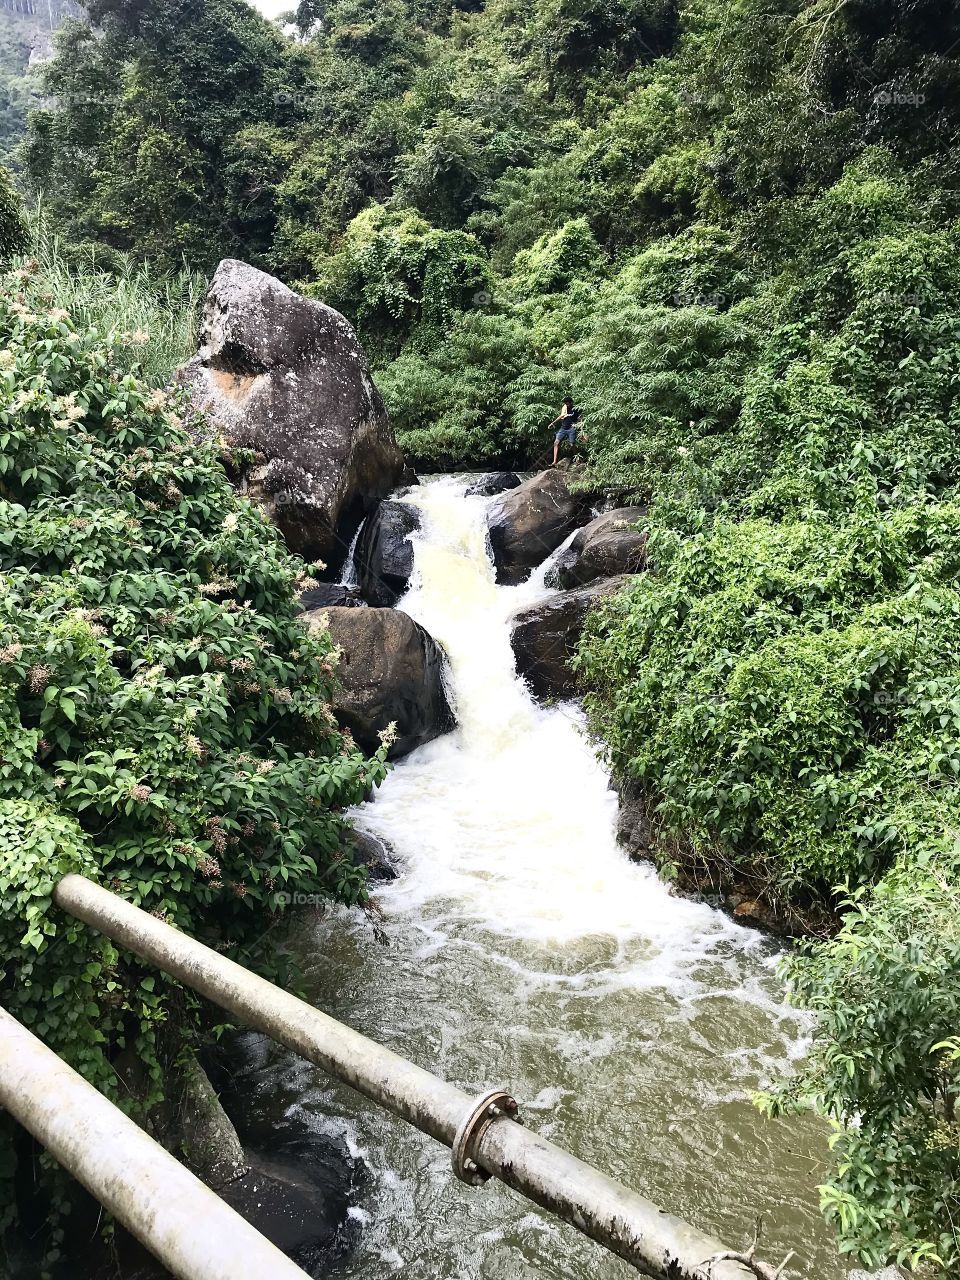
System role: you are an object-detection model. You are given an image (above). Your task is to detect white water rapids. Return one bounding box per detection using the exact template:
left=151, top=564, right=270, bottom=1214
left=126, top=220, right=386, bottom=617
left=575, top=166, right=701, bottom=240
left=240, top=475, right=849, bottom=1279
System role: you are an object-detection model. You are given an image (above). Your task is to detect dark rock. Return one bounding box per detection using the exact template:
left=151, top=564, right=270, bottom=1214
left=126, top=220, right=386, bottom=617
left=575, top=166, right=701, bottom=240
left=549, top=507, right=649, bottom=590
left=179, top=259, right=406, bottom=573
left=466, top=471, right=522, bottom=498
left=175, top=1053, right=248, bottom=1190
left=299, top=582, right=368, bottom=610
left=616, top=777, right=654, bottom=861
left=510, top=575, right=635, bottom=698
left=487, top=469, right=592, bottom=585
left=354, top=500, right=420, bottom=606
left=346, top=828, right=399, bottom=882
left=203, top=1032, right=366, bottom=1277
left=308, top=606, right=454, bottom=759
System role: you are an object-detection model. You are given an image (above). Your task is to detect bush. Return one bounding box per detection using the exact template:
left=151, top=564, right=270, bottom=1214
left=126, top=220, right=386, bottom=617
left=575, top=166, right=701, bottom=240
left=765, top=860, right=960, bottom=1272
left=0, top=262, right=389, bottom=1251
left=0, top=166, right=25, bottom=263
left=314, top=204, right=491, bottom=353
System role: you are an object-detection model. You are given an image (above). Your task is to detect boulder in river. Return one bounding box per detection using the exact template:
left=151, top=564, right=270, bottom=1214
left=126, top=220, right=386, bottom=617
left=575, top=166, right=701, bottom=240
left=466, top=472, right=522, bottom=498
left=346, top=827, right=399, bottom=882
left=487, top=469, right=592, bottom=585
left=299, top=582, right=368, bottom=610
left=549, top=507, right=649, bottom=590
left=179, top=259, right=406, bottom=572
left=354, top=499, right=421, bottom=606
left=308, top=605, right=454, bottom=759
left=510, top=575, right=635, bottom=698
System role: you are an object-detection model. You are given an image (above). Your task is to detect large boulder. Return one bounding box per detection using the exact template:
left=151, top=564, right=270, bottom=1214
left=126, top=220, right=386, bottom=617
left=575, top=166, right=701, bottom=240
left=487, top=469, right=592, bottom=585
left=466, top=472, right=522, bottom=498
left=510, top=576, right=635, bottom=698
left=179, top=259, right=406, bottom=572
left=549, top=507, right=649, bottom=590
left=354, top=500, right=420, bottom=606
left=308, top=606, right=454, bottom=759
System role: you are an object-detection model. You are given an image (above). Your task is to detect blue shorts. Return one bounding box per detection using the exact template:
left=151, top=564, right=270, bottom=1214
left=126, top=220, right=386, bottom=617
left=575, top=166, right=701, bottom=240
left=555, top=426, right=579, bottom=444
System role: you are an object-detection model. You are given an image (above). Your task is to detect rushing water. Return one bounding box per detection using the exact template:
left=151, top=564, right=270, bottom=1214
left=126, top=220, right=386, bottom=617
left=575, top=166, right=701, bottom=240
left=243, top=475, right=848, bottom=1280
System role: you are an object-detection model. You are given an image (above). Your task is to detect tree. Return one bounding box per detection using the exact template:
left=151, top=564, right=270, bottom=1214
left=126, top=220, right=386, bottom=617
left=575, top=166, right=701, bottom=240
left=0, top=164, right=25, bottom=261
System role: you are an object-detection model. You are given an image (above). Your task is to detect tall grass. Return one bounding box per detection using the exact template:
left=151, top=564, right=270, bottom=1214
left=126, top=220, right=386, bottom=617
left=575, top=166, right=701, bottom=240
left=14, top=207, right=205, bottom=385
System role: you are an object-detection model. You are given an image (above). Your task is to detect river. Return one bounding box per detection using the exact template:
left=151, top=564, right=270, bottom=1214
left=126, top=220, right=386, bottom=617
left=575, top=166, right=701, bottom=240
left=241, top=474, right=848, bottom=1280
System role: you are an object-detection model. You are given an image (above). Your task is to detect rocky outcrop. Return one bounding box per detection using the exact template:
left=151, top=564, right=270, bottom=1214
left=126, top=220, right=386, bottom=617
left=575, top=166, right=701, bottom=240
left=179, top=259, right=406, bottom=572
left=308, top=606, right=454, bottom=759
left=299, top=582, right=367, bottom=610
left=510, top=575, right=634, bottom=697
left=354, top=500, right=420, bottom=606
left=549, top=507, right=649, bottom=590
left=466, top=472, right=522, bottom=498
left=487, top=469, right=592, bottom=585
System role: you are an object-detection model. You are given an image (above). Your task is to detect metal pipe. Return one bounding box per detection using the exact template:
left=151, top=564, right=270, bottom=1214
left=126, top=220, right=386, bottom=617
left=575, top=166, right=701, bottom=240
left=54, top=873, right=762, bottom=1280
left=0, top=1004, right=311, bottom=1280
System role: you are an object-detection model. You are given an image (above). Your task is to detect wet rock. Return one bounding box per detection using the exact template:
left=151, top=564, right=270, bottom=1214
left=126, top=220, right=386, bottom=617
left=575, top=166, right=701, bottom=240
left=203, top=1032, right=366, bottom=1278
left=615, top=777, right=654, bottom=861
left=466, top=471, right=522, bottom=498
left=308, top=606, right=454, bottom=759
left=346, top=828, right=399, bottom=882
left=354, top=500, right=420, bottom=606
left=179, top=259, right=406, bottom=573
left=510, top=575, right=635, bottom=698
left=299, top=582, right=368, bottom=610
left=487, top=469, right=592, bottom=585
left=549, top=507, right=649, bottom=590
left=175, top=1053, right=248, bottom=1190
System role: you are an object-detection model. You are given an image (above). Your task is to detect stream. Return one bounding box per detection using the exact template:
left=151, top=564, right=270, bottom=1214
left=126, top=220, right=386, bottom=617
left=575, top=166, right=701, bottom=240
left=239, top=474, right=849, bottom=1280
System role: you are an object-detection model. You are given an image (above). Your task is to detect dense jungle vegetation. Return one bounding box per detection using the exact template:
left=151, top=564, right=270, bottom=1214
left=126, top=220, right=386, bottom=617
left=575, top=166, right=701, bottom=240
left=2, top=0, right=960, bottom=1270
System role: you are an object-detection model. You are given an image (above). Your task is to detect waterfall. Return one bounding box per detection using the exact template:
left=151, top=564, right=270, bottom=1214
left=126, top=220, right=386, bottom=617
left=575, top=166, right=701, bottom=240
left=247, top=474, right=846, bottom=1280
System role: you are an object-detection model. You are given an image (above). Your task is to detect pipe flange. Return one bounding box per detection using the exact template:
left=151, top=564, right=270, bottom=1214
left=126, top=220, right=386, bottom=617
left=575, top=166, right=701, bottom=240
left=451, top=1089, right=522, bottom=1186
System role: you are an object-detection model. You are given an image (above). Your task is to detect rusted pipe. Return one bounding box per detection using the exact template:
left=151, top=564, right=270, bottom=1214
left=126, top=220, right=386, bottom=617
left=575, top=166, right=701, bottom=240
left=0, top=1004, right=311, bottom=1280
left=54, top=872, right=766, bottom=1280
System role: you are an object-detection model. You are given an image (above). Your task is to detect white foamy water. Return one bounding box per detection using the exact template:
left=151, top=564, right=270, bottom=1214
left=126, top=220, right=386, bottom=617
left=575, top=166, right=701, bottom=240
left=362, top=477, right=753, bottom=953
left=243, top=475, right=848, bottom=1280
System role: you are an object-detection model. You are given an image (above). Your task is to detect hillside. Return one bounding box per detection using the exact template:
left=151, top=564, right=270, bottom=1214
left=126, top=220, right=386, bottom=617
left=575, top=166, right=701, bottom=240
left=0, top=0, right=80, bottom=161
left=6, top=0, right=960, bottom=1271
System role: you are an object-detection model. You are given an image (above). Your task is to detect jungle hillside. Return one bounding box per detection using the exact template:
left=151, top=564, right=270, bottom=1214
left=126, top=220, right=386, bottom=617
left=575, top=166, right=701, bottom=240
left=3, top=0, right=960, bottom=1273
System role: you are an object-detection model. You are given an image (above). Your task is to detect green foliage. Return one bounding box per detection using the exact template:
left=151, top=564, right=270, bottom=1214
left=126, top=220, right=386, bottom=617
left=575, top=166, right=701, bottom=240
left=0, top=262, right=389, bottom=1249
left=315, top=204, right=491, bottom=349
left=16, top=211, right=204, bottom=385
left=0, top=163, right=24, bottom=262
left=25, top=0, right=313, bottom=272
left=16, top=0, right=960, bottom=1266
left=762, top=862, right=960, bottom=1272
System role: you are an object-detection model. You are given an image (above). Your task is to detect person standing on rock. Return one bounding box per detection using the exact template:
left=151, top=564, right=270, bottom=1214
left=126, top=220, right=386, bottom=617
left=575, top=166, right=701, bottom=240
left=549, top=397, right=586, bottom=466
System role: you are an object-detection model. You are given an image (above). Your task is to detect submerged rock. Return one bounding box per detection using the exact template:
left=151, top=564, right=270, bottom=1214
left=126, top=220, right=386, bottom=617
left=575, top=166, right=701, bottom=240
left=308, top=605, right=454, bottom=759
left=179, top=259, right=406, bottom=572
left=466, top=471, right=522, bottom=498
left=510, top=575, right=635, bottom=698
left=549, top=507, right=649, bottom=590
left=354, top=499, right=420, bottom=606
left=487, top=469, right=592, bottom=585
